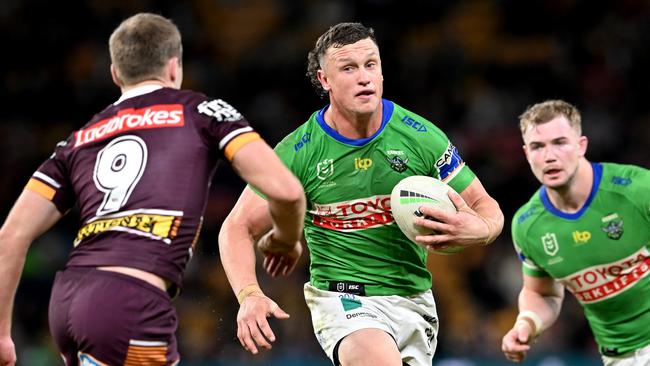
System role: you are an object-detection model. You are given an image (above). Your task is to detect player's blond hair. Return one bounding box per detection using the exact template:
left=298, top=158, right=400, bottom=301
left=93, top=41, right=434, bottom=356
left=109, top=13, right=182, bottom=86
left=519, top=100, right=582, bottom=135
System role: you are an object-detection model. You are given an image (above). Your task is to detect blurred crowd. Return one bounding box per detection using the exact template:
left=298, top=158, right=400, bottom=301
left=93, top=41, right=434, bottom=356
left=2, top=0, right=649, bottom=365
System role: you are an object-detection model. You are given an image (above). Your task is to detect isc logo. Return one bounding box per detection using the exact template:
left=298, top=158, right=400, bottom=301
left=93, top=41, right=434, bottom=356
left=401, top=116, right=427, bottom=132
left=572, top=231, right=591, bottom=244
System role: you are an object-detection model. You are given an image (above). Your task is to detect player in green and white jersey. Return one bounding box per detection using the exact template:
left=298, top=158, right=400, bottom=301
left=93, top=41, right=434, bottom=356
left=501, top=100, right=650, bottom=366
left=219, top=23, right=504, bottom=366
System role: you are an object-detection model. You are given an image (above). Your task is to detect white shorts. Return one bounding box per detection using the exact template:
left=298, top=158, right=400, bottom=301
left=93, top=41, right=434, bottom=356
left=304, top=282, right=439, bottom=366
left=602, top=342, right=650, bottom=366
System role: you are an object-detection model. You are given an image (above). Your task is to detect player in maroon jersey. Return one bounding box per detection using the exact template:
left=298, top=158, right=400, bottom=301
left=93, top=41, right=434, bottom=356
left=0, top=13, right=305, bottom=366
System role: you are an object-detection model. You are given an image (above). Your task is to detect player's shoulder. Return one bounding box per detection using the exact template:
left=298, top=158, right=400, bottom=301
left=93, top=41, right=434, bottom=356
left=598, top=162, right=650, bottom=197
left=600, top=162, right=650, bottom=184
left=275, top=109, right=321, bottom=154
left=388, top=100, right=446, bottom=137
left=512, top=189, right=545, bottom=232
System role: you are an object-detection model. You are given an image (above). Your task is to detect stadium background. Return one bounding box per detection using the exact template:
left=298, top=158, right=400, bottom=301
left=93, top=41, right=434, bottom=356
left=2, top=0, right=649, bottom=365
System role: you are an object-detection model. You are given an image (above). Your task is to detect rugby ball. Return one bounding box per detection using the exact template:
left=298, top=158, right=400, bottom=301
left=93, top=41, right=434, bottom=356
left=390, top=175, right=464, bottom=255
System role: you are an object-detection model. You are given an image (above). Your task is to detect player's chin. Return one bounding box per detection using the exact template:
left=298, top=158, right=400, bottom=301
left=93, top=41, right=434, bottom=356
left=541, top=172, right=568, bottom=187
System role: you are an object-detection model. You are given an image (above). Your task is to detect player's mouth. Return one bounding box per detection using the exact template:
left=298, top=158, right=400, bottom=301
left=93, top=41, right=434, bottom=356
left=355, top=90, right=375, bottom=99
left=543, top=168, right=562, bottom=177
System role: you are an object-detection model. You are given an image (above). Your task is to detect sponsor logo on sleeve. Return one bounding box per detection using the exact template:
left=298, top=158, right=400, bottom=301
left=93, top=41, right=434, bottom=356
left=611, top=176, right=632, bottom=186
left=435, top=142, right=464, bottom=181
left=197, top=99, right=242, bottom=122
left=401, top=116, right=427, bottom=132
left=293, top=132, right=312, bottom=152
left=560, top=248, right=650, bottom=303
left=517, top=207, right=535, bottom=224
left=74, top=104, right=184, bottom=148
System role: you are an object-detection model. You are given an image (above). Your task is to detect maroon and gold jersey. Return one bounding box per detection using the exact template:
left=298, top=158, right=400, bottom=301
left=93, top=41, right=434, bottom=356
left=26, top=85, right=261, bottom=294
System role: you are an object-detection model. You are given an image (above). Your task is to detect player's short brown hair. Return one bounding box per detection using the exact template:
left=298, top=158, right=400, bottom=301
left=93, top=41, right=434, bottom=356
left=519, top=99, right=582, bottom=135
left=109, top=13, right=182, bottom=86
left=306, top=22, right=377, bottom=98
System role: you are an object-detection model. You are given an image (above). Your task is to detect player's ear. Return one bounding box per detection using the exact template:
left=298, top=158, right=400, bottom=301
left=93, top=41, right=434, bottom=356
left=577, top=135, right=588, bottom=157
left=110, top=64, right=123, bottom=88
left=522, top=144, right=531, bottom=162
left=317, top=69, right=330, bottom=92
left=168, top=57, right=182, bottom=88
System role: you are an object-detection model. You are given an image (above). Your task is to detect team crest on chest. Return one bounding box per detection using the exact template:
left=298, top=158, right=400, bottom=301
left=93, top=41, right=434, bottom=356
left=541, top=232, right=559, bottom=256
left=385, top=150, right=409, bottom=173
left=601, top=213, right=624, bottom=240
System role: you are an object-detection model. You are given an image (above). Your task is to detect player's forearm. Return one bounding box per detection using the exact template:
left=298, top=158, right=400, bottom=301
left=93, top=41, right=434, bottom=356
left=0, top=232, right=30, bottom=336
left=516, top=286, right=563, bottom=336
left=218, top=219, right=261, bottom=299
left=470, top=195, right=504, bottom=245
left=267, top=192, right=305, bottom=247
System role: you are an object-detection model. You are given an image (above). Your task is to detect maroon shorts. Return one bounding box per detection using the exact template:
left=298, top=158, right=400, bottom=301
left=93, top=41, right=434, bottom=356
left=48, top=267, right=180, bottom=365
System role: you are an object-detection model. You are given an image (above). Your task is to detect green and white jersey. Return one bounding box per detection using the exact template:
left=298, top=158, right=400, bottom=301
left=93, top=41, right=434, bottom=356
left=512, top=162, right=650, bottom=354
left=273, top=99, right=475, bottom=296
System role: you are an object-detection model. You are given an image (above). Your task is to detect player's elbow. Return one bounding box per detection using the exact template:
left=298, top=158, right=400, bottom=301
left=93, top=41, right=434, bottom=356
left=268, top=176, right=305, bottom=208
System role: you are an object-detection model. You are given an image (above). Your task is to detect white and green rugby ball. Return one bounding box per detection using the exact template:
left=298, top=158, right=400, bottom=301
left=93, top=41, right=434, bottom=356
left=390, top=175, right=464, bottom=255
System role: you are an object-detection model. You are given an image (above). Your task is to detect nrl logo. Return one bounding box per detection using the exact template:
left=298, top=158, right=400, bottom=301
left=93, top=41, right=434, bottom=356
left=601, top=213, right=624, bottom=240
left=386, top=155, right=409, bottom=173
left=316, top=158, right=334, bottom=180
left=541, top=232, right=559, bottom=256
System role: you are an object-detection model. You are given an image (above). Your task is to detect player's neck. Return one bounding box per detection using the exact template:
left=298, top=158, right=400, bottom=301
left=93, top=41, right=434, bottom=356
left=546, top=159, right=593, bottom=213
left=121, top=79, right=174, bottom=94
left=324, top=103, right=382, bottom=139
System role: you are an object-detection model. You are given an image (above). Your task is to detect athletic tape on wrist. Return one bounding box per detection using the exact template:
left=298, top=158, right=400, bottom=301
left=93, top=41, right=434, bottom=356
left=517, top=310, right=543, bottom=337
left=236, top=284, right=264, bottom=304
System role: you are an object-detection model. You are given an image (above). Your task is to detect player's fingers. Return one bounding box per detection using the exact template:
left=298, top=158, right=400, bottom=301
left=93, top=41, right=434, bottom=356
left=414, top=233, right=453, bottom=245
left=270, top=303, right=290, bottom=319
left=237, top=321, right=256, bottom=353
left=257, top=321, right=277, bottom=346
left=248, top=320, right=272, bottom=350
left=265, top=255, right=279, bottom=275
left=283, top=259, right=298, bottom=276
left=447, top=190, right=468, bottom=210
left=413, top=217, right=451, bottom=233
left=418, top=205, right=450, bottom=221
left=269, top=256, right=284, bottom=277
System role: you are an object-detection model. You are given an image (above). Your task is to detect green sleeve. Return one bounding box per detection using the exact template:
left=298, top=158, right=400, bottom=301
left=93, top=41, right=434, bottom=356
left=511, top=206, right=550, bottom=277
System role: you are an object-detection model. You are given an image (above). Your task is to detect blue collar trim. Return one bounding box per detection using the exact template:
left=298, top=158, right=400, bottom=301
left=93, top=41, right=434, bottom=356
left=540, top=162, right=603, bottom=220
left=315, top=99, right=394, bottom=146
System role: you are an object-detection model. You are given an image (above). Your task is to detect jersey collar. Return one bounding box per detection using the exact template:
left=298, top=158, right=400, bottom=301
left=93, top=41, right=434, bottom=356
left=315, top=99, right=394, bottom=146
left=114, top=84, right=164, bottom=105
left=540, top=162, right=603, bottom=220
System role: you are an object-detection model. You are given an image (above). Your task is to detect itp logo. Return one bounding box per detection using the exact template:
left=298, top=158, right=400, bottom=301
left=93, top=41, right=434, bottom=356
left=354, top=158, right=373, bottom=170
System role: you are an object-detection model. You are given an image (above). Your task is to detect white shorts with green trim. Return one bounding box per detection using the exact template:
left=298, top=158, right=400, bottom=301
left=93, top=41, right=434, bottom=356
left=304, top=282, right=439, bottom=366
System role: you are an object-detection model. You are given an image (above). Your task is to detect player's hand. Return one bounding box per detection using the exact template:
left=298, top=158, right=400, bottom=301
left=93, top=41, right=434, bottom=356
left=257, top=231, right=302, bottom=277
left=0, top=336, right=17, bottom=366
left=413, top=190, right=490, bottom=250
left=501, top=321, right=533, bottom=363
left=236, top=294, right=290, bottom=355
